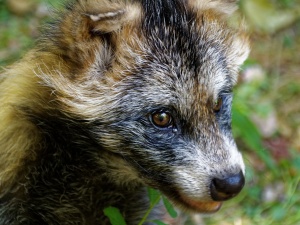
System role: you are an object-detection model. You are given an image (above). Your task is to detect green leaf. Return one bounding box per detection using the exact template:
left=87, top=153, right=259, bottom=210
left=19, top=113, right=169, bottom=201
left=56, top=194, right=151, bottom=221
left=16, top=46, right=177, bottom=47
left=232, top=104, right=276, bottom=171
left=271, top=205, right=287, bottom=221
left=147, top=187, right=161, bottom=206
left=103, top=206, right=127, bottom=225
left=138, top=188, right=162, bottom=225
left=292, top=155, right=300, bottom=170
left=241, top=0, right=299, bottom=33
left=162, top=196, right=178, bottom=218
left=152, top=220, right=168, bottom=225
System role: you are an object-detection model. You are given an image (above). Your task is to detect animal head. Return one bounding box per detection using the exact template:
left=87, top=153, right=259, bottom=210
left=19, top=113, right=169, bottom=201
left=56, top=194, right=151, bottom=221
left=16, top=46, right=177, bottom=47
left=33, top=0, right=249, bottom=213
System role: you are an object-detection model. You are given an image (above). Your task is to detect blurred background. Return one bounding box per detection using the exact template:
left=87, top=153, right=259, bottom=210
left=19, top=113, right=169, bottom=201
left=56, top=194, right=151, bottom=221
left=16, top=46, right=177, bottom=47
left=0, top=0, right=299, bottom=224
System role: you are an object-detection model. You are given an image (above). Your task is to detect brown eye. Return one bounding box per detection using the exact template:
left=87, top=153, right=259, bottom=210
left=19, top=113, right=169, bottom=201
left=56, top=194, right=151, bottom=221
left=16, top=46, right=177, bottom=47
left=151, top=112, right=173, bottom=128
left=213, top=97, right=223, bottom=112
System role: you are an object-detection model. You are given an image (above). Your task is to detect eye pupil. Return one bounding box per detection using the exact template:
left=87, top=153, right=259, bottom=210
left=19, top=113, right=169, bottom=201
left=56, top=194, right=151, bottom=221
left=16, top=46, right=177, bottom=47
left=213, top=97, right=223, bottom=112
left=152, top=112, right=172, bottom=128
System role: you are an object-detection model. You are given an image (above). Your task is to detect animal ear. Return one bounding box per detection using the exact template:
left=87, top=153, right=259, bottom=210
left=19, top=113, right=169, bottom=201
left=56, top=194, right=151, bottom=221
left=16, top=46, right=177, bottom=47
left=82, top=1, right=141, bottom=33
left=226, top=36, right=250, bottom=73
left=188, top=0, right=238, bottom=15
left=46, top=1, right=141, bottom=72
left=85, top=9, right=125, bottom=33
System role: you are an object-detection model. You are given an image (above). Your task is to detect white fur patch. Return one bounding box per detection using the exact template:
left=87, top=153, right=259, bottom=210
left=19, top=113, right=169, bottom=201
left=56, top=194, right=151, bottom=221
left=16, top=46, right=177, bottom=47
left=88, top=10, right=125, bottom=21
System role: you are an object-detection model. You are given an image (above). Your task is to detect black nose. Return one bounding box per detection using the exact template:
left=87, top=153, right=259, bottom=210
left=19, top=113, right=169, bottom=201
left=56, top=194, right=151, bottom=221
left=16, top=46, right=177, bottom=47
left=210, top=170, right=245, bottom=201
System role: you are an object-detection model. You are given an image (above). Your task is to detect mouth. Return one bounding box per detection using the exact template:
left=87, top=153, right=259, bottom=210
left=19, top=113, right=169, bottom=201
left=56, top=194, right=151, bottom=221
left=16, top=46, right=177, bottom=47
left=158, top=186, right=223, bottom=213
left=178, top=194, right=222, bottom=213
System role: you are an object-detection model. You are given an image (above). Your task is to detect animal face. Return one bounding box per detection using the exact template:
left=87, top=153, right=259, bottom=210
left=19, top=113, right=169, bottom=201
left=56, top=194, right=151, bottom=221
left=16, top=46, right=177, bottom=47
left=58, top=0, right=249, bottom=213
left=33, top=0, right=249, bottom=213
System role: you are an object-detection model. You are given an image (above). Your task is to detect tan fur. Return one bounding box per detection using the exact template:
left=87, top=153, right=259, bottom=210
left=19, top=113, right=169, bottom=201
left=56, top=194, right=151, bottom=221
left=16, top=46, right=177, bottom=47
left=188, top=0, right=238, bottom=15
left=0, top=54, right=42, bottom=191
left=0, top=0, right=143, bottom=195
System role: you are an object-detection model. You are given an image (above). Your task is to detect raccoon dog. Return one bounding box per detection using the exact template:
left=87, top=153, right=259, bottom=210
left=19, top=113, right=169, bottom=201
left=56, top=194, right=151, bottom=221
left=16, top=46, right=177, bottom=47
left=0, top=0, right=249, bottom=224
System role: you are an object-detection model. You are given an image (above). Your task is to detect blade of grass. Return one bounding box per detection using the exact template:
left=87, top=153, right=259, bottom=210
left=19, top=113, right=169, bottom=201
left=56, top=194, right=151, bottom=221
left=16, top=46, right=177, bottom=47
left=138, top=188, right=161, bottom=225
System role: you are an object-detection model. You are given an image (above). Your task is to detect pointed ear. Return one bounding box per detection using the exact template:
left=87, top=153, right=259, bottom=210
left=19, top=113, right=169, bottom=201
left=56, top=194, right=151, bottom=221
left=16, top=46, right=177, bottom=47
left=188, top=0, right=238, bottom=15
left=46, top=1, right=141, bottom=72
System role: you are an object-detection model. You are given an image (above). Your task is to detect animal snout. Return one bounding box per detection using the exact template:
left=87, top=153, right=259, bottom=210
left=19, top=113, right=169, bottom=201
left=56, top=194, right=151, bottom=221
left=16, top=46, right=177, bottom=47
left=210, top=170, right=245, bottom=201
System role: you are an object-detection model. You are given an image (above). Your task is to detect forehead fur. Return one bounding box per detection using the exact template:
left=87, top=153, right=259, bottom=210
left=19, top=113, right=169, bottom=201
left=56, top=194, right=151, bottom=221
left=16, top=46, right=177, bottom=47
left=115, top=0, right=249, bottom=99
